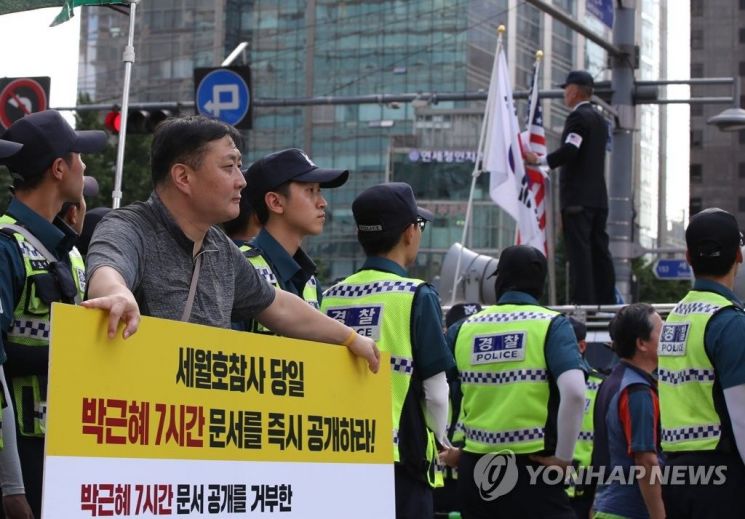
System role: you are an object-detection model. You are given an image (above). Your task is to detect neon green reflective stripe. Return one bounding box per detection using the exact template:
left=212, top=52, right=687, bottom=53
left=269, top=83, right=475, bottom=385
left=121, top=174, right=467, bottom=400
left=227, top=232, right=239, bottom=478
left=242, top=245, right=320, bottom=333
left=322, top=270, right=422, bottom=464
left=659, top=291, right=730, bottom=452
left=455, top=304, right=557, bottom=454
left=574, top=374, right=601, bottom=468
left=0, top=214, right=85, bottom=437
left=70, top=246, right=86, bottom=301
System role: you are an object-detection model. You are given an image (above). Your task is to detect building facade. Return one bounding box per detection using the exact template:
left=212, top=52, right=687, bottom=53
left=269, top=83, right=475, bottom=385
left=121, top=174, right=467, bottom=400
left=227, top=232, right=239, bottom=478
left=78, top=0, right=671, bottom=288
left=689, top=0, right=745, bottom=229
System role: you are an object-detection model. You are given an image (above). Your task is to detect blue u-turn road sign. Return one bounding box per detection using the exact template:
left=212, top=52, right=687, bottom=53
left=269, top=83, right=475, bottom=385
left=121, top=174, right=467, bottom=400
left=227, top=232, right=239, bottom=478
left=194, top=66, right=252, bottom=129
left=653, top=259, right=692, bottom=281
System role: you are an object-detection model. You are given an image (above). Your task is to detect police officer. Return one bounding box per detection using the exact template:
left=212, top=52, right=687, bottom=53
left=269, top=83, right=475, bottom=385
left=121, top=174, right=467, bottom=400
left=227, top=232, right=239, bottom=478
left=222, top=169, right=261, bottom=247
left=236, top=149, right=348, bottom=333
left=525, top=70, right=615, bottom=305
left=565, top=317, right=604, bottom=518
left=592, top=304, right=664, bottom=519
left=659, top=208, right=745, bottom=518
left=0, top=110, right=106, bottom=518
left=445, top=245, right=585, bottom=518
left=321, top=183, right=453, bottom=518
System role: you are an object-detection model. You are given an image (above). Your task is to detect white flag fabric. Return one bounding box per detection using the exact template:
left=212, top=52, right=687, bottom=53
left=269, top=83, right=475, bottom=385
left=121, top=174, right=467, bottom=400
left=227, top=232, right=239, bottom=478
left=482, top=47, right=543, bottom=251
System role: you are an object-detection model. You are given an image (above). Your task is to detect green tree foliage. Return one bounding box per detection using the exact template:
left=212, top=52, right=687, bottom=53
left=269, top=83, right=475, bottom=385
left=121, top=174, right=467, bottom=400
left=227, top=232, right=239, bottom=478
left=0, top=93, right=154, bottom=213
left=75, top=93, right=153, bottom=209
left=631, top=256, right=690, bottom=304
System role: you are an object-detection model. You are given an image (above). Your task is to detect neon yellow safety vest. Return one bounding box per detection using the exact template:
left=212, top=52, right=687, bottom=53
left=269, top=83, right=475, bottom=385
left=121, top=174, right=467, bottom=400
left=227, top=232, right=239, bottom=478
left=0, top=215, right=86, bottom=438
left=567, top=371, right=603, bottom=499
left=659, top=290, right=734, bottom=452
left=454, top=304, right=558, bottom=455
left=239, top=244, right=320, bottom=334
left=321, top=269, right=443, bottom=487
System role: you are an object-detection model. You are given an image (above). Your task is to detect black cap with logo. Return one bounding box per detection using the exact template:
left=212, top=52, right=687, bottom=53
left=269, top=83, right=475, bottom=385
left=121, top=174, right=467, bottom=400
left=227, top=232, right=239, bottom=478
left=352, top=182, right=433, bottom=234
left=0, top=110, right=106, bottom=179
left=245, top=148, right=348, bottom=203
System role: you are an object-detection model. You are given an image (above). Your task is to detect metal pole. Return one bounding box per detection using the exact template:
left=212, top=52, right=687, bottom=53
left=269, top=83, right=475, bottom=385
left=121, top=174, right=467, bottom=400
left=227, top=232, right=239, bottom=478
left=545, top=177, right=557, bottom=305
left=112, top=0, right=139, bottom=209
left=523, top=0, right=623, bottom=57
left=449, top=27, right=505, bottom=305
left=608, top=2, right=636, bottom=302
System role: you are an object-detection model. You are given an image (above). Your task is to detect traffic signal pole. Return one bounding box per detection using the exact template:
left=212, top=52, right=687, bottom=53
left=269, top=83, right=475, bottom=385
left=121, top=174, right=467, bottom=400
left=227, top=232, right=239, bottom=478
left=112, top=0, right=139, bottom=209
left=608, top=3, right=637, bottom=303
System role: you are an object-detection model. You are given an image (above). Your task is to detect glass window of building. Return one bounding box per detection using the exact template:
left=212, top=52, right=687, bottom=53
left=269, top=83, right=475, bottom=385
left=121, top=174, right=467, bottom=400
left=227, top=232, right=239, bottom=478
left=689, top=164, right=702, bottom=184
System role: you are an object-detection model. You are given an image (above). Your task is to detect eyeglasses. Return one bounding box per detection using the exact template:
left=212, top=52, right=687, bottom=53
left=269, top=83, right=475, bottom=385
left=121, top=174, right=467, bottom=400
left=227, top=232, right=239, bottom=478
left=415, top=217, right=427, bottom=231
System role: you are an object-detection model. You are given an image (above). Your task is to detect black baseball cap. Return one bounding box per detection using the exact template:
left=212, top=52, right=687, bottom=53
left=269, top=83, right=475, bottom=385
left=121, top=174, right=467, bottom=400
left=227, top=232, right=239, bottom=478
left=491, top=245, right=548, bottom=299
left=0, top=139, right=22, bottom=159
left=686, top=208, right=743, bottom=258
left=353, top=182, right=434, bottom=234
left=559, top=70, right=594, bottom=88
left=245, top=148, right=348, bottom=202
left=0, top=110, right=107, bottom=179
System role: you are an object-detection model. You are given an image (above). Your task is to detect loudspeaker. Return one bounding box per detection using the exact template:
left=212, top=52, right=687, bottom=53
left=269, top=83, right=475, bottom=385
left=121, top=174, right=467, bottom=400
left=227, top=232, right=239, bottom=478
left=437, top=243, right=498, bottom=305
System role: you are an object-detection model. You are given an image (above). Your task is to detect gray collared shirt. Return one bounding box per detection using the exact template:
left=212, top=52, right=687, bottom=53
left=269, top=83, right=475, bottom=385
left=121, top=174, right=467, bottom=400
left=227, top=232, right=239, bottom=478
left=86, top=192, right=275, bottom=328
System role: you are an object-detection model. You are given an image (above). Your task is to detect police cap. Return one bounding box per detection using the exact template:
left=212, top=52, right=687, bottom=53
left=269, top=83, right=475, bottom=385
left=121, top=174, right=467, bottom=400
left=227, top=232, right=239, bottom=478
left=352, top=182, right=433, bottom=234
left=686, top=208, right=743, bottom=259
left=0, top=110, right=106, bottom=180
left=245, top=148, right=348, bottom=203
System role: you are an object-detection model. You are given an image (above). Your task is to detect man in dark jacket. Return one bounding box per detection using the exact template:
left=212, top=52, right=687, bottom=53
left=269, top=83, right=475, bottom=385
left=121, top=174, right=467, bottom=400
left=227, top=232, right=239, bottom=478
left=526, top=70, right=615, bottom=305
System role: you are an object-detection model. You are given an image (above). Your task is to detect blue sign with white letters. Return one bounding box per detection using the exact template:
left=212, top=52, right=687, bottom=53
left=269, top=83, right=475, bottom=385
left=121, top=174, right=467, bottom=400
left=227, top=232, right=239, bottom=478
left=587, top=0, right=614, bottom=29
left=194, top=67, right=252, bottom=129
left=653, top=259, right=692, bottom=281
left=326, top=305, right=383, bottom=339
left=471, top=332, right=526, bottom=365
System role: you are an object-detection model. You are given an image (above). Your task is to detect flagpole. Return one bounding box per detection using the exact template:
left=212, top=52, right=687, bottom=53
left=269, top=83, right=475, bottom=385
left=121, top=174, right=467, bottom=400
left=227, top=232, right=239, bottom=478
left=449, top=25, right=505, bottom=305
left=112, top=0, right=139, bottom=209
left=525, top=50, right=557, bottom=305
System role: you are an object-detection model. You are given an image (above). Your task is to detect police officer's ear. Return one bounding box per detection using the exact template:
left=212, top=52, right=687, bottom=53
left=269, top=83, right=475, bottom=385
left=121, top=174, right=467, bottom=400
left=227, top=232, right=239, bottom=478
left=401, top=222, right=418, bottom=246
left=49, top=156, right=69, bottom=182
left=264, top=191, right=286, bottom=216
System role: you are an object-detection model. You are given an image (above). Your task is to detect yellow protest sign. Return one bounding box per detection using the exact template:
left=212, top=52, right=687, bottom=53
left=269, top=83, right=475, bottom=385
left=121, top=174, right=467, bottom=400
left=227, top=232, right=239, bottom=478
left=43, top=304, right=394, bottom=518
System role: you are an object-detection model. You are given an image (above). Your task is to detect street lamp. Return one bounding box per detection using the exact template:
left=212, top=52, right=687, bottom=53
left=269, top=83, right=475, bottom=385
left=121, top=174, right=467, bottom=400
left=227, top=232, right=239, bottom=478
left=706, top=107, right=745, bottom=131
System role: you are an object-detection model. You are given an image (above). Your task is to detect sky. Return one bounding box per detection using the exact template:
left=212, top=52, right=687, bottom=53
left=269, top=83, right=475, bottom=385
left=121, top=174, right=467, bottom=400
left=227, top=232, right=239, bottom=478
left=0, top=7, right=81, bottom=122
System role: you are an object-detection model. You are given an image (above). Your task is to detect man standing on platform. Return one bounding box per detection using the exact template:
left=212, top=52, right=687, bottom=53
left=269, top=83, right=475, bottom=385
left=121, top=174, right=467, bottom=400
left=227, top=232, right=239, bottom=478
left=525, top=70, right=615, bottom=305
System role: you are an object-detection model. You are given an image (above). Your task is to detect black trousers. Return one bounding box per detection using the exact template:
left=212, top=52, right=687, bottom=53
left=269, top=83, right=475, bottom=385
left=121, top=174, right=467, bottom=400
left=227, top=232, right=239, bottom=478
left=562, top=206, right=616, bottom=305
left=395, top=464, right=433, bottom=519
left=457, top=451, right=575, bottom=519
left=662, top=452, right=745, bottom=519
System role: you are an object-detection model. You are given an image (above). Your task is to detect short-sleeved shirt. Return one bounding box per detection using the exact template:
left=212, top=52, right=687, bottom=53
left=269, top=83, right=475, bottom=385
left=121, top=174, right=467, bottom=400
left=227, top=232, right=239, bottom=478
left=361, top=257, right=455, bottom=379
left=447, top=291, right=582, bottom=379
left=619, top=382, right=659, bottom=455
left=86, top=192, right=275, bottom=328
left=250, top=228, right=322, bottom=301
left=695, top=279, right=745, bottom=389
left=0, top=198, right=78, bottom=364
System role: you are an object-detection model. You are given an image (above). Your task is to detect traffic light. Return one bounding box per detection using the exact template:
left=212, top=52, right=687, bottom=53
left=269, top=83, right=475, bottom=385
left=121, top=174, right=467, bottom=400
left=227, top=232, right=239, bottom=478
left=103, top=109, right=173, bottom=135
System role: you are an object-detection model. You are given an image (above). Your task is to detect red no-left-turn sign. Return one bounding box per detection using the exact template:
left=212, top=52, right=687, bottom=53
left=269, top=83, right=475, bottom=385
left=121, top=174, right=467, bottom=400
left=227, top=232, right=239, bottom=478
left=0, top=77, right=51, bottom=130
